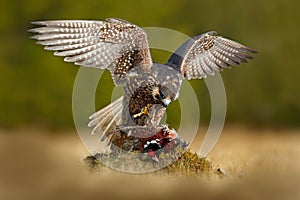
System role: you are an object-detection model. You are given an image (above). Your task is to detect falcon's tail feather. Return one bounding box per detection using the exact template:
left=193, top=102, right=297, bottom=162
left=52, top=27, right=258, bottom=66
left=88, top=96, right=123, bottom=141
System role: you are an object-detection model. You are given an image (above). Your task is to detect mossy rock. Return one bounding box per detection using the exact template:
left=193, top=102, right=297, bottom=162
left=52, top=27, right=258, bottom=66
left=84, top=148, right=224, bottom=177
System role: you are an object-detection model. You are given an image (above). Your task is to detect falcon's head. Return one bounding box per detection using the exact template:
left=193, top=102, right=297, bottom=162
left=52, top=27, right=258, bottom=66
left=152, top=85, right=175, bottom=108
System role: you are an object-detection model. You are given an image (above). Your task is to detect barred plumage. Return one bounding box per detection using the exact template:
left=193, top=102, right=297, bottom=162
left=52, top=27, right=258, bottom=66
left=29, top=18, right=152, bottom=85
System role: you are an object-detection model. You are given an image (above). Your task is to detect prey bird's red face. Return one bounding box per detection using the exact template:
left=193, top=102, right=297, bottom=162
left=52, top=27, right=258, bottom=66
left=142, top=126, right=183, bottom=162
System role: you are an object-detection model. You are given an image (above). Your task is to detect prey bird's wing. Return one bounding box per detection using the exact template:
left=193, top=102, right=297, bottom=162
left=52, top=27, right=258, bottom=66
left=167, top=31, right=256, bottom=79
left=29, top=18, right=152, bottom=85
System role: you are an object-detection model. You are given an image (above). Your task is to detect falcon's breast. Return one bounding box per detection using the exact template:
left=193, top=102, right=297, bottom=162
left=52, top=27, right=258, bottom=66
left=128, top=82, right=163, bottom=126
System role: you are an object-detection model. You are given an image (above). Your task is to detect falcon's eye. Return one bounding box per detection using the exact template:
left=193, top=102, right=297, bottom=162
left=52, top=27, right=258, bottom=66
left=154, top=93, right=165, bottom=100
left=154, top=94, right=160, bottom=99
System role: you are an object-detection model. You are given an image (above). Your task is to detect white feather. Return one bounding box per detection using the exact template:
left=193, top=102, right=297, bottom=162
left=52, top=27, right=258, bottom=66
left=88, top=96, right=124, bottom=141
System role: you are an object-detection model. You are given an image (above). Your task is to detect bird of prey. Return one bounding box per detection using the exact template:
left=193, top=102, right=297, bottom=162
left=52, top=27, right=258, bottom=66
left=30, top=18, right=256, bottom=143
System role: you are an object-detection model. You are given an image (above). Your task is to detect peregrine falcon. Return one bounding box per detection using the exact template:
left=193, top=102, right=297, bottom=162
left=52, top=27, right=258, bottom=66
left=29, top=18, right=256, bottom=143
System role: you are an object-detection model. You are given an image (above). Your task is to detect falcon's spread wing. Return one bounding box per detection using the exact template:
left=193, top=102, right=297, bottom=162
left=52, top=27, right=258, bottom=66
left=29, top=18, right=152, bottom=85
left=167, top=31, right=256, bottom=79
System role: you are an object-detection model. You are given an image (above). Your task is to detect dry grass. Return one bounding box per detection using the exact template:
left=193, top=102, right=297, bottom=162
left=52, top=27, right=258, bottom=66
left=0, top=126, right=299, bottom=200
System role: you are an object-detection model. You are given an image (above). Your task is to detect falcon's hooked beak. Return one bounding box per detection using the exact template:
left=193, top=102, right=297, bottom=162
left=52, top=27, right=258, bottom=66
left=162, top=98, right=171, bottom=107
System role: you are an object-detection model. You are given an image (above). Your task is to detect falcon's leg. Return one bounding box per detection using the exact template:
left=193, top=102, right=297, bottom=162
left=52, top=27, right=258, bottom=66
left=133, top=104, right=152, bottom=118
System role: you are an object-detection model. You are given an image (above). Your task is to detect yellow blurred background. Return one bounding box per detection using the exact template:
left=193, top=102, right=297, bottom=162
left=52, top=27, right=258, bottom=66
left=1, top=0, right=300, bottom=199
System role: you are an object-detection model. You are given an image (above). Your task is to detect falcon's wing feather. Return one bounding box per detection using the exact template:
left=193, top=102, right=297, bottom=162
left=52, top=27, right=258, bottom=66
left=29, top=18, right=152, bottom=85
left=167, top=31, right=256, bottom=79
left=88, top=96, right=124, bottom=141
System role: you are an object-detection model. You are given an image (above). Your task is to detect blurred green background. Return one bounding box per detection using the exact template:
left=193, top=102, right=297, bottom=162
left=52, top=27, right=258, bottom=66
left=1, top=0, right=299, bottom=130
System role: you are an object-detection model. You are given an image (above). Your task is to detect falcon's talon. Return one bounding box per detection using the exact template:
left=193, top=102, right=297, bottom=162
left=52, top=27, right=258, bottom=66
left=133, top=105, right=151, bottom=118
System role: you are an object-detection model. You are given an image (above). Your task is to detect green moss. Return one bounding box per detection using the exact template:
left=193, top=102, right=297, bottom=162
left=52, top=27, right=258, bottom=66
left=162, top=150, right=215, bottom=176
